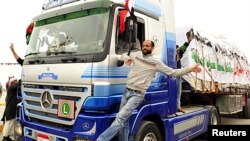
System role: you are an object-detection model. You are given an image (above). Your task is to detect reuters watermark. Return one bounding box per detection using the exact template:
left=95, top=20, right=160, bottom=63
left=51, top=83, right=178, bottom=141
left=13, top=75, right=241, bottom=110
left=208, top=125, right=249, bottom=140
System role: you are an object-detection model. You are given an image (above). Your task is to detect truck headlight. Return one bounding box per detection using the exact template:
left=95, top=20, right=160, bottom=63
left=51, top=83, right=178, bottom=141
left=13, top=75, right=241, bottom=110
left=14, top=121, right=23, bottom=137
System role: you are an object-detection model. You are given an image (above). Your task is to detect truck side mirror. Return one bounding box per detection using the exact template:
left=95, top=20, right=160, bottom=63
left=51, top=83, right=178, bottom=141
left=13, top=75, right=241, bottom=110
left=123, top=10, right=137, bottom=44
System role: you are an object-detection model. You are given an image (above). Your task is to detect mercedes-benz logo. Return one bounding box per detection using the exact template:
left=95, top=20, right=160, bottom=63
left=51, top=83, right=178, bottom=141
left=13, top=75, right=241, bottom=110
left=82, top=122, right=90, bottom=130
left=40, top=90, right=53, bottom=109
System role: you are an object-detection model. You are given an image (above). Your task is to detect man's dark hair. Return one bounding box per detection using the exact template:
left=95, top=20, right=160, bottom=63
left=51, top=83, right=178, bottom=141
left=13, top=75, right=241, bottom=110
left=186, top=31, right=191, bottom=39
left=186, top=29, right=194, bottom=39
left=151, top=41, right=155, bottom=47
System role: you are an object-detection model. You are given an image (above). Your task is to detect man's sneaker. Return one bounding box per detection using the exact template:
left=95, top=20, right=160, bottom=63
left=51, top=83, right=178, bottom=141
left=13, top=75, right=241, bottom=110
left=177, top=108, right=186, bottom=113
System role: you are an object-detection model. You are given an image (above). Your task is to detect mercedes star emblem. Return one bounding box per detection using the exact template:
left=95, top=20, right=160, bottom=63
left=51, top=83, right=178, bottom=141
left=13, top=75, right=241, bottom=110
left=82, top=122, right=90, bottom=130
left=41, top=91, right=53, bottom=109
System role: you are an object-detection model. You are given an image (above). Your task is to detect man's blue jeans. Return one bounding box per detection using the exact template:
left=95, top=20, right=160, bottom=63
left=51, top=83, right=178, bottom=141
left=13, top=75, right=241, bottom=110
left=97, top=89, right=144, bottom=141
left=177, top=77, right=182, bottom=109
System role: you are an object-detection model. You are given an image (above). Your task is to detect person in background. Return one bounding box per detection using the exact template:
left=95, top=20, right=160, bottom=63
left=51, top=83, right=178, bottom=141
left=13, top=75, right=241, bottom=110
left=176, top=30, right=194, bottom=113
left=5, top=76, right=14, bottom=92
left=97, top=40, right=201, bottom=141
left=177, top=31, right=194, bottom=60
left=1, top=77, right=19, bottom=141
left=0, top=81, right=2, bottom=98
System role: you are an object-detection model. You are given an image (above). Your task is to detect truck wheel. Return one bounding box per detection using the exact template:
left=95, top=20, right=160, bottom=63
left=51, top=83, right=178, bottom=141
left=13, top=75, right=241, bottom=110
left=199, top=106, right=221, bottom=139
left=243, top=98, right=250, bottom=118
left=135, top=121, right=162, bottom=141
left=204, top=105, right=221, bottom=125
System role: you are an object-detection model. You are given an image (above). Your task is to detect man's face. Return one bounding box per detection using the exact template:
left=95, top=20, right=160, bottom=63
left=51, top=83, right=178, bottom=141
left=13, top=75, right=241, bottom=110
left=10, top=79, right=18, bottom=86
left=142, top=40, right=153, bottom=55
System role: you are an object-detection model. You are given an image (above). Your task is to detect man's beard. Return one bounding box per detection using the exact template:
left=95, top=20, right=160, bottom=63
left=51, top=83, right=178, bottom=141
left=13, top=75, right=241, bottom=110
left=142, top=49, right=152, bottom=55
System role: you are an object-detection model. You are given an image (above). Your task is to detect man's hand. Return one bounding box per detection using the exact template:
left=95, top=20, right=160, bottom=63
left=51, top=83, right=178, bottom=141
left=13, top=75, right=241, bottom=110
left=125, top=57, right=133, bottom=66
left=10, top=43, right=14, bottom=52
left=191, top=64, right=201, bottom=73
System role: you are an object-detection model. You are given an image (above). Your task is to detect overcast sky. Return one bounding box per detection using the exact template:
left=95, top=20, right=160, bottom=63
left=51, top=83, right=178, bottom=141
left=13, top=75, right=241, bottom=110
left=0, top=0, right=44, bottom=62
left=174, top=0, right=250, bottom=60
left=0, top=0, right=250, bottom=62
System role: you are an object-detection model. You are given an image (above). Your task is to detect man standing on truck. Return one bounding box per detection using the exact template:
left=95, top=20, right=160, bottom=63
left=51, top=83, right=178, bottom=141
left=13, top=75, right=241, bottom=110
left=176, top=30, right=194, bottom=113
left=97, top=40, right=201, bottom=141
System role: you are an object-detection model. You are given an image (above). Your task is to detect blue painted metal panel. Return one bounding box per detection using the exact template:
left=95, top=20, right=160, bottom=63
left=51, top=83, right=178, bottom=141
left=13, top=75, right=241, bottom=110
left=134, top=0, right=161, bottom=17
left=164, top=109, right=209, bottom=141
left=83, top=95, right=122, bottom=110
left=129, top=92, right=169, bottom=135
left=163, top=32, right=178, bottom=115
left=82, top=66, right=130, bottom=78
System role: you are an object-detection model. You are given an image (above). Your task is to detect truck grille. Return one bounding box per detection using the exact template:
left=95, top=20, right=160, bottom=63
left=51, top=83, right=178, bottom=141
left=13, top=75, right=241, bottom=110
left=22, top=84, right=91, bottom=126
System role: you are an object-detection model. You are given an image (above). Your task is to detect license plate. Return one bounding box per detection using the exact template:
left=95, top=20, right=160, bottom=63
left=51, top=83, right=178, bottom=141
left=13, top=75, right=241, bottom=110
left=58, top=99, right=75, bottom=119
left=37, top=133, right=50, bottom=141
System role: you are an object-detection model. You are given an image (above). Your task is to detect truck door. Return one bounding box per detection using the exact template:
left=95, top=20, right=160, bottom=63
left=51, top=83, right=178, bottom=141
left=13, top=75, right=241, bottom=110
left=108, top=8, right=148, bottom=99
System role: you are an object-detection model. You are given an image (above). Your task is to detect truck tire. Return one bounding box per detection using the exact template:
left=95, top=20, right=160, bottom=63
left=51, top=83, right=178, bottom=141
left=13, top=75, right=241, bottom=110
left=135, top=121, right=162, bottom=141
left=204, top=105, right=221, bottom=125
left=199, top=106, right=221, bottom=139
left=243, top=98, right=250, bottom=118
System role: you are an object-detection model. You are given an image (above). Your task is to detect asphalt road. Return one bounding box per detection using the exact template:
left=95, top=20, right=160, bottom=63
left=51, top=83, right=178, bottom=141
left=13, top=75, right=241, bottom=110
left=221, top=115, right=250, bottom=125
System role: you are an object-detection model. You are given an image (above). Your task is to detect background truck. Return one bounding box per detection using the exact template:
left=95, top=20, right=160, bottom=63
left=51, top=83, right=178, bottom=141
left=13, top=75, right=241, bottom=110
left=15, top=0, right=250, bottom=141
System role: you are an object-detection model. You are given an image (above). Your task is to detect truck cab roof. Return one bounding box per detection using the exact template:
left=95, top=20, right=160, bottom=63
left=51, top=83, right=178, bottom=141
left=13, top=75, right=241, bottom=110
left=38, top=0, right=161, bottom=21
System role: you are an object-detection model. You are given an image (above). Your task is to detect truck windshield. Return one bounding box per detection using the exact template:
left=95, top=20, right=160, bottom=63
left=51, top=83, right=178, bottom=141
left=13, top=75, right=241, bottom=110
left=27, top=8, right=109, bottom=56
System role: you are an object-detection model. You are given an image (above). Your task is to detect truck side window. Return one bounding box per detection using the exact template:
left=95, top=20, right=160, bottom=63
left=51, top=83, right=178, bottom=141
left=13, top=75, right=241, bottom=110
left=115, top=18, right=145, bottom=54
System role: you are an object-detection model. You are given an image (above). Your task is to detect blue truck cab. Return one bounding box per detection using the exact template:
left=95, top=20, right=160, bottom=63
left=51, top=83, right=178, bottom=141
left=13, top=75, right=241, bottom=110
left=15, top=0, right=219, bottom=140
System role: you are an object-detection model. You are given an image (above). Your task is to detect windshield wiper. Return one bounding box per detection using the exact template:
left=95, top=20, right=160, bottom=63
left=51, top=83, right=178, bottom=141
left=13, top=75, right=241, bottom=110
left=59, top=51, right=78, bottom=63
left=56, top=51, right=76, bottom=55
left=46, top=51, right=76, bottom=56
left=61, top=57, right=78, bottom=63
left=28, top=59, right=45, bottom=64
left=25, top=52, right=45, bottom=64
left=25, top=52, right=40, bottom=57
